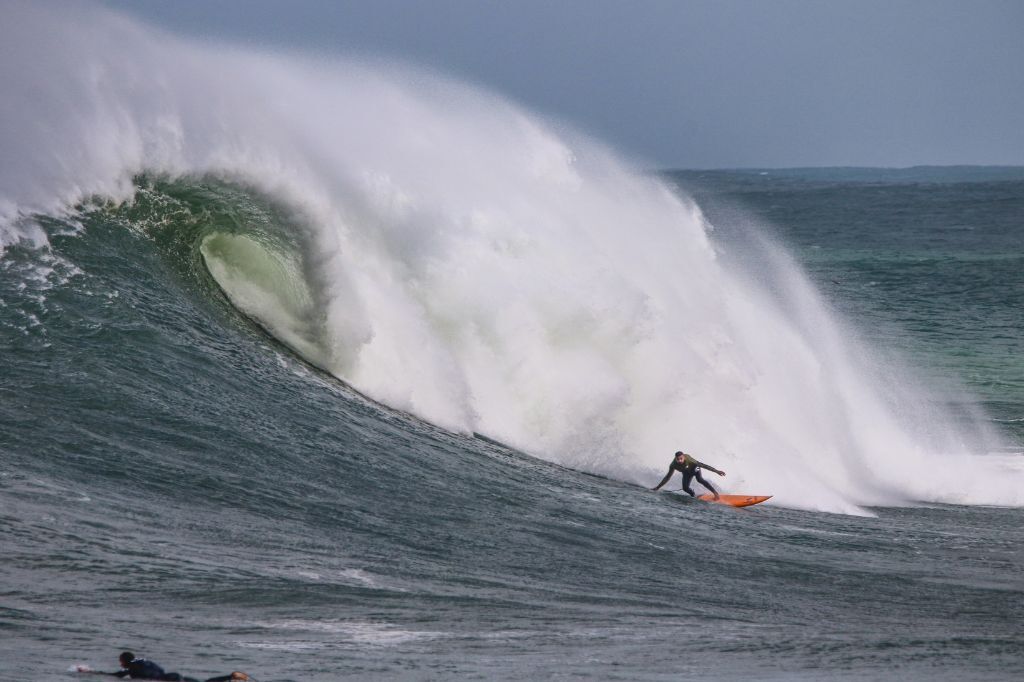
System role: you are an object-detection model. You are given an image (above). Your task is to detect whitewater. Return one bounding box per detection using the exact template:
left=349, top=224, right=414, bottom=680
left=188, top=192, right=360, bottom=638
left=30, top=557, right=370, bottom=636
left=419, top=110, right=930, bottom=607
left=2, top=3, right=1021, bottom=515
left=3, top=4, right=1024, bottom=681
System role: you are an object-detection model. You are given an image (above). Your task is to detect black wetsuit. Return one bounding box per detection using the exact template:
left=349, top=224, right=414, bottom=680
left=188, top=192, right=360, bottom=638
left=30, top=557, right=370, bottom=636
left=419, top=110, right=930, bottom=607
left=653, top=454, right=720, bottom=496
left=112, top=658, right=238, bottom=682
left=113, top=659, right=178, bottom=680
left=679, top=462, right=717, bottom=497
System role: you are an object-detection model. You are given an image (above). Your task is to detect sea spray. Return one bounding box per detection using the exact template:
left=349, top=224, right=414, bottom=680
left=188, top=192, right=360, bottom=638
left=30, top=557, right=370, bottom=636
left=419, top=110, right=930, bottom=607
left=1, top=2, right=1019, bottom=513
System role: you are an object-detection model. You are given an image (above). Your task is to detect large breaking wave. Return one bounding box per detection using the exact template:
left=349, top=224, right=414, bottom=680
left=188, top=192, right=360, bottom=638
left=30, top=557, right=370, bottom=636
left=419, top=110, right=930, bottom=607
left=2, top=1, right=1019, bottom=514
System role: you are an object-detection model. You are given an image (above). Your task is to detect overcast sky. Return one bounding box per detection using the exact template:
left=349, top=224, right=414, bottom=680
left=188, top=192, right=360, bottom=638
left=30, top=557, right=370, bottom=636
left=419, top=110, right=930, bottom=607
left=104, top=0, right=1024, bottom=169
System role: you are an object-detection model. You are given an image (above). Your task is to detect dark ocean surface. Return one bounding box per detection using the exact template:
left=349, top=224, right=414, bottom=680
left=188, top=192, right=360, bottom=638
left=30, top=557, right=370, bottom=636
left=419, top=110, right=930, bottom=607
left=2, top=167, right=1022, bottom=681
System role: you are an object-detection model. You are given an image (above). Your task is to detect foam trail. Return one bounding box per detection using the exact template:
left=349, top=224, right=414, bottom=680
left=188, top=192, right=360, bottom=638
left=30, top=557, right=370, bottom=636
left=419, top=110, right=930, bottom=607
left=2, top=2, right=1019, bottom=514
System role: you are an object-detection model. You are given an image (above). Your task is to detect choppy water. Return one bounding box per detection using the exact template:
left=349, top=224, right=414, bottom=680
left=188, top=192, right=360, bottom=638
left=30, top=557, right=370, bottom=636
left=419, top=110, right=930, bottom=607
left=2, top=4, right=1023, bottom=681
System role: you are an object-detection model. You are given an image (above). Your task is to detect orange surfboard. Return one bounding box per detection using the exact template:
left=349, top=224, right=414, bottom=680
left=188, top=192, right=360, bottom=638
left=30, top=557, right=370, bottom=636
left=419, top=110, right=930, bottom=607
left=698, top=493, right=772, bottom=508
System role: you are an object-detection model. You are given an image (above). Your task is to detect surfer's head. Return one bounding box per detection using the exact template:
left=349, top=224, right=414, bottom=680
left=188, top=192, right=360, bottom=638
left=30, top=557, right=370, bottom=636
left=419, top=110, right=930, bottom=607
left=674, top=451, right=685, bottom=460
left=119, top=652, right=135, bottom=667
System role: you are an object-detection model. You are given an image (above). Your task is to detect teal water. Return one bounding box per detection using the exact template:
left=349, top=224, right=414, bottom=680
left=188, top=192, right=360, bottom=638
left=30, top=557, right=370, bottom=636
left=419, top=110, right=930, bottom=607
left=3, top=8, right=1024, bottom=679
left=1, top=169, right=1022, bottom=681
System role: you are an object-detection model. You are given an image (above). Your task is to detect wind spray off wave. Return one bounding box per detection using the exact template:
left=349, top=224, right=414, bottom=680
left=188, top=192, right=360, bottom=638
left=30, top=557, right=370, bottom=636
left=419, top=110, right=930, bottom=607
left=2, top=2, right=1019, bottom=514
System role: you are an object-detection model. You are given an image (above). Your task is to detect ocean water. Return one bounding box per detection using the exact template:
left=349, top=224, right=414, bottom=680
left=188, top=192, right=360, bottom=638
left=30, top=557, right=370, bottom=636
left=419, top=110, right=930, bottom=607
left=2, top=5, right=1023, bottom=681
left=668, top=167, right=1024, bottom=447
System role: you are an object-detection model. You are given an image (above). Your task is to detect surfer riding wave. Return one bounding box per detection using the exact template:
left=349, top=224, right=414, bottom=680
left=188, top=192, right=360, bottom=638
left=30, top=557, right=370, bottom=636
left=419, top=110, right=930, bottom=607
left=652, top=451, right=726, bottom=499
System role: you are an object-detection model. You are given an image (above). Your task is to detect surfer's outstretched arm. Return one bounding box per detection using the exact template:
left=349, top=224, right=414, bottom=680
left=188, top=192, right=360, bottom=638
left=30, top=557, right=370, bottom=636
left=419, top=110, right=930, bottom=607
left=690, top=457, right=725, bottom=476
left=652, top=468, right=674, bottom=491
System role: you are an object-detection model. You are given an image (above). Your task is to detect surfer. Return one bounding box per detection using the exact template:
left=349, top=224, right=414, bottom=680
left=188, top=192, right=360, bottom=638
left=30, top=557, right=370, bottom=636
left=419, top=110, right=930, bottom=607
left=79, top=652, right=248, bottom=681
left=651, top=451, right=725, bottom=500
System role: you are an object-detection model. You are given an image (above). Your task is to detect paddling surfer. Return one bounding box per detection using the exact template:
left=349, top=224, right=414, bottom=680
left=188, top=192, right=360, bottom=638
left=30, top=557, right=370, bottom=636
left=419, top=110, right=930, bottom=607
left=79, top=651, right=248, bottom=681
left=652, top=451, right=725, bottom=499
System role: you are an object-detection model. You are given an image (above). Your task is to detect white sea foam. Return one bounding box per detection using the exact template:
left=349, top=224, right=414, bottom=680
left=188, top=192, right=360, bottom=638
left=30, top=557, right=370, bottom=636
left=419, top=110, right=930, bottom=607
left=2, top=2, right=1019, bottom=513
left=245, top=619, right=442, bottom=646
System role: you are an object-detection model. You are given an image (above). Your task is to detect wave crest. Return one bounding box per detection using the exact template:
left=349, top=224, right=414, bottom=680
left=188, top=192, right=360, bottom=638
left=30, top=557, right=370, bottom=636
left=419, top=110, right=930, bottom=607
left=2, top=2, right=1019, bottom=513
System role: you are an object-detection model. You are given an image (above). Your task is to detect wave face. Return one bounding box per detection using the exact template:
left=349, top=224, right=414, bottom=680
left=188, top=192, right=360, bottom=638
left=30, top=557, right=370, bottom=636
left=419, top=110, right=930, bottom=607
left=2, top=2, right=1020, bottom=514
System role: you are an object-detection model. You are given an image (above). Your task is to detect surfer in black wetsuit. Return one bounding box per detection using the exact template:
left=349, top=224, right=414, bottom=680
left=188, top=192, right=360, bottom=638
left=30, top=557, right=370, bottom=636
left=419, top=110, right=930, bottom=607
left=81, top=652, right=248, bottom=682
left=651, top=451, right=725, bottom=499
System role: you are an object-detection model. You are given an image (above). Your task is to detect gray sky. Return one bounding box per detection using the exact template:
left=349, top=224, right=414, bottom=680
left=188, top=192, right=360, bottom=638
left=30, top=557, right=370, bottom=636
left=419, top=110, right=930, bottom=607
left=104, top=0, right=1024, bottom=169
